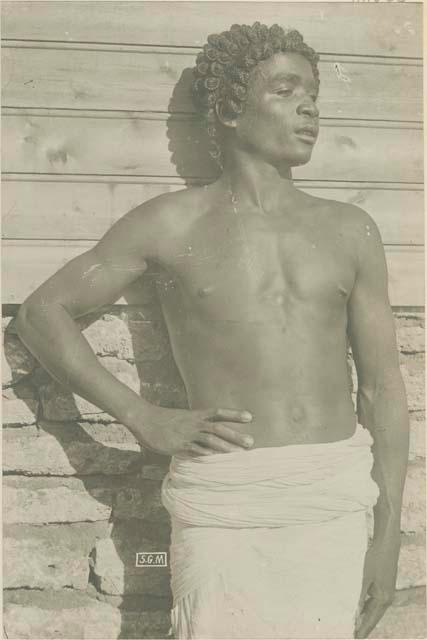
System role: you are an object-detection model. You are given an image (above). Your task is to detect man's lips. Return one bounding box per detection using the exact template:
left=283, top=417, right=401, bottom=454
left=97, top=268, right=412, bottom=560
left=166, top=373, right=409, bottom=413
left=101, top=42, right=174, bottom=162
left=294, top=125, right=318, bottom=143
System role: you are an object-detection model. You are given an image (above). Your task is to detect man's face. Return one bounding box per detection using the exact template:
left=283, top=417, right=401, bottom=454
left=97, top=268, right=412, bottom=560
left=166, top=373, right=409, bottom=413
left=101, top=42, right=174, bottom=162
left=232, top=52, right=319, bottom=168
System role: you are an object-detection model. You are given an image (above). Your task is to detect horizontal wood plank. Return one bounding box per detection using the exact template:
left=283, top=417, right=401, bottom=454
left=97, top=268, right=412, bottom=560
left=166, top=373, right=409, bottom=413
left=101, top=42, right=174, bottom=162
left=2, top=179, right=424, bottom=246
left=3, top=112, right=423, bottom=183
left=2, top=240, right=423, bottom=307
left=2, top=46, right=422, bottom=122
left=2, top=1, right=422, bottom=58
left=385, top=246, right=425, bottom=308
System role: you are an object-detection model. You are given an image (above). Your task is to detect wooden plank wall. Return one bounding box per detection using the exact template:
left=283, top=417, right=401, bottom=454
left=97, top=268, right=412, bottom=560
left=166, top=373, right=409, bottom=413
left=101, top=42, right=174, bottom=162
left=1, top=1, right=424, bottom=307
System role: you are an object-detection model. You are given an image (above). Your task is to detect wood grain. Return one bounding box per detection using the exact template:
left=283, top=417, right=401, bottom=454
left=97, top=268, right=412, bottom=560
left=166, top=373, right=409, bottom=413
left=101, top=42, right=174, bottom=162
left=3, top=111, right=423, bottom=183
left=1, top=1, right=423, bottom=309
left=2, top=45, right=422, bottom=122
left=3, top=240, right=423, bottom=307
left=2, top=1, right=422, bottom=58
left=2, top=178, right=423, bottom=246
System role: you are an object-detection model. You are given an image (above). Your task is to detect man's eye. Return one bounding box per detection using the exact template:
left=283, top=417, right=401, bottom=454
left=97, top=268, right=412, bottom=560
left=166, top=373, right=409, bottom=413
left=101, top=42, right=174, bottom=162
left=277, top=89, right=292, bottom=97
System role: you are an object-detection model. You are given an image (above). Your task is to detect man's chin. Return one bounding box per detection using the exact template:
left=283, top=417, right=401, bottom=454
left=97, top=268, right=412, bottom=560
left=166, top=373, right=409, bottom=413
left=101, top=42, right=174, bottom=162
left=289, top=150, right=314, bottom=167
left=274, top=145, right=315, bottom=168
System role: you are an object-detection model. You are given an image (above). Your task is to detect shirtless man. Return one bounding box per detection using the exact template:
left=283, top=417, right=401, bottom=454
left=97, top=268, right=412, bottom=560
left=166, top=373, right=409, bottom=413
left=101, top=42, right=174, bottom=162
left=16, top=22, right=409, bottom=639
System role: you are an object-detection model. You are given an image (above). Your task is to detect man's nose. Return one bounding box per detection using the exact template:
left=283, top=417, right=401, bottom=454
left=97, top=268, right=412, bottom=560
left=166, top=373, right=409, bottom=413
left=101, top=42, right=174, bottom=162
left=297, top=99, right=319, bottom=118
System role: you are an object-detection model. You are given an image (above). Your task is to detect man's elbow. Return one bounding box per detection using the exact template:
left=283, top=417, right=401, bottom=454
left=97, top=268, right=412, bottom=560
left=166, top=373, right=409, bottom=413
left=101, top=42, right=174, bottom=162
left=358, top=368, right=406, bottom=403
left=15, top=299, right=53, bottom=340
left=15, top=301, right=38, bottom=342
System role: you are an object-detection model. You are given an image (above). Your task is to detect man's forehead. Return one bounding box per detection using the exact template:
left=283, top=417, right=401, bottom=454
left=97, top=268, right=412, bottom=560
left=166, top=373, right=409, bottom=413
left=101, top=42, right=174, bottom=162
left=255, top=52, right=316, bottom=84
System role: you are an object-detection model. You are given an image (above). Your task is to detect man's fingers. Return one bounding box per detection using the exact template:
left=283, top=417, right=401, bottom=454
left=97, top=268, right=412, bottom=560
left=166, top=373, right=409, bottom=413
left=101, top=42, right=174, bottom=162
left=355, top=597, right=389, bottom=639
left=195, top=432, right=244, bottom=453
left=185, top=442, right=214, bottom=457
left=206, top=408, right=253, bottom=423
left=203, top=422, right=254, bottom=448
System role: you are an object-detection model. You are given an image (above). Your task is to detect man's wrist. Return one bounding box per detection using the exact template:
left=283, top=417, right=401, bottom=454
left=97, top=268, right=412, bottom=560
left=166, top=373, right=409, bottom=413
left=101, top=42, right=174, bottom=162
left=372, top=513, right=402, bottom=544
left=120, top=396, right=159, bottom=443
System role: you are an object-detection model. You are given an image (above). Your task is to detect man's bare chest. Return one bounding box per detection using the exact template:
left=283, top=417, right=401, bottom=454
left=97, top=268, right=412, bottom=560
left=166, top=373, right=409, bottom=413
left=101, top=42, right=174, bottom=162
left=155, top=211, right=356, bottom=321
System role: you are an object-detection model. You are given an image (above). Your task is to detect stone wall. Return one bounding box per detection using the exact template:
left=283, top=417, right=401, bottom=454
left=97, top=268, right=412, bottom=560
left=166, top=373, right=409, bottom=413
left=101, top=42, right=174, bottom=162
left=2, top=305, right=425, bottom=639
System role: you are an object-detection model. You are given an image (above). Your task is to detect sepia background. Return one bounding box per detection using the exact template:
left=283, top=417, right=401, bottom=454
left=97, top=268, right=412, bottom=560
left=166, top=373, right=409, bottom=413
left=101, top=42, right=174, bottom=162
left=1, top=2, right=424, bottom=638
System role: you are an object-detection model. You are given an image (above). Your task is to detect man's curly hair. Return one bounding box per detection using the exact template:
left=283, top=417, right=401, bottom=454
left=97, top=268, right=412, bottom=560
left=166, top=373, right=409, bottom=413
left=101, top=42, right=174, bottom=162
left=192, top=22, right=319, bottom=169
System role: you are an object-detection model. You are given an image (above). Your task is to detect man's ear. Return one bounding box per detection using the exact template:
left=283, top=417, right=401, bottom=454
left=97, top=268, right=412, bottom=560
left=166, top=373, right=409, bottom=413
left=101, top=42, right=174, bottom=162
left=215, top=100, right=237, bottom=129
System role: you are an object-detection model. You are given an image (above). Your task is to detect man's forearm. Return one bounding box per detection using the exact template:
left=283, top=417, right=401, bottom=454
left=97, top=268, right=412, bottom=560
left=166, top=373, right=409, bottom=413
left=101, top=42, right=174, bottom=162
left=357, top=371, right=410, bottom=540
left=15, top=302, right=156, bottom=442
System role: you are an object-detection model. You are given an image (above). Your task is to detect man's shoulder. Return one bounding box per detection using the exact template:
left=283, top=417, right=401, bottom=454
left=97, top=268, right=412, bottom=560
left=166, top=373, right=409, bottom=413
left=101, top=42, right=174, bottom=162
left=129, top=184, right=211, bottom=236
left=329, top=200, right=383, bottom=246
left=304, top=193, right=380, bottom=238
left=301, top=194, right=385, bottom=269
left=304, top=192, right=370, bottom=221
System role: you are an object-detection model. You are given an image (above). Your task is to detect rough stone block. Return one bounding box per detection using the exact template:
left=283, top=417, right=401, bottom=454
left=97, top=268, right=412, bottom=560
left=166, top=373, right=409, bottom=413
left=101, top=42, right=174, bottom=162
left=369, top=586, right=426, bottom=638
left=140, top=380, right=189, bottom=409
left=3, top=522, right=111, bottom=590
left=3, top=597, right=121, bottom=639
left=90, top=537, right=126, bottom=596
left=81, top=315, right=133, bottom=359
left=3, top=421, right=143, bottom=476
left=126, top=319, right=170, bottom=361
left=395, top=313, right=425, bottom=327
left=89, top=529, right=170, bottom=596
left=2, top=379, right=39, bottom=428
left=84, top=583, right=171, bottom=611
left=82, top=315, right=169, bottom=362
left=135, top=517, right=172, bottom=546
left=3, top=476, right=112, bottom=524
left=2, top=396, right=38, bottom=426
left=113, top=479, right=169, bottom=522
left=401, top=461, right=426, bottom=535
left=91, top=355, right=142, bottom=387
left=399, top=352, right=424, bottom=412
left=3, top=603, right=169, bottom=640
left=2, top=378, right=37, bottom=400
left=120, top=609, right=171, bottom=639
left=4, top=538, right=88, bottom=590
left=3, top=315, right=14, bottom=331
left=396, top=535, right=426, bottom=590
left=141, top=463, right=171, bottom=481
left=2, top=332, right=37, bottom=387
left=3, top=589, right=169, bottom=639
left=409, top=411, right=425, bottom=460
left=397, top=325, right=425, bottom=353
left=134, top=353, right=186, bottom=387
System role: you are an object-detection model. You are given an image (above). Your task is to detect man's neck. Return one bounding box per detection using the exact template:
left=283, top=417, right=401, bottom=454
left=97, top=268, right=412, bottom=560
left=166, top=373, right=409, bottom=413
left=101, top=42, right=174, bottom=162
left=219, top=147, right=300, bottom=216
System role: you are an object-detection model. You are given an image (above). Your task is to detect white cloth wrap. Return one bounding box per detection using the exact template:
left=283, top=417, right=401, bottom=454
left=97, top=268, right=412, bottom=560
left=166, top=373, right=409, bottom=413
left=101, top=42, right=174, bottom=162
left=161, top=424, right=379, bottom=639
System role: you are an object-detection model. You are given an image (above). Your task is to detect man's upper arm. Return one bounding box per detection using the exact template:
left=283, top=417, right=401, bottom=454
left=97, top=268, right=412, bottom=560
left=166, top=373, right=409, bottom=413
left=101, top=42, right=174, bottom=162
left=347, top=208, right=400, bottom=392
left=21, top=199, right=164, bottom=318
